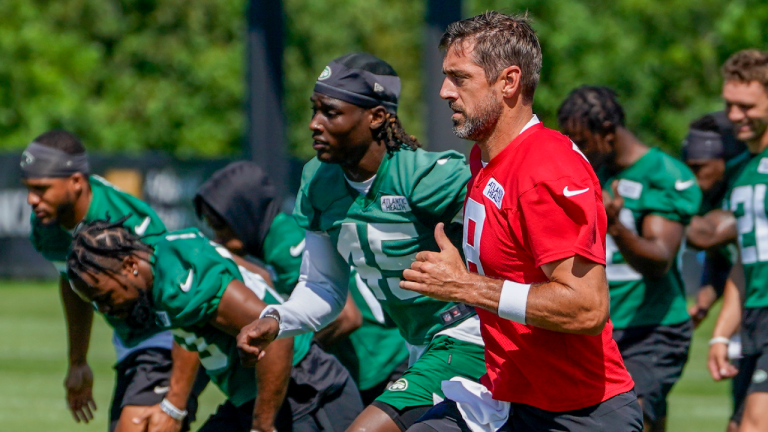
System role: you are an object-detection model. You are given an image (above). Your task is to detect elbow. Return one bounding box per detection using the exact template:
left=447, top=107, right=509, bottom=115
left=567, top=293, right=610, bottom=336
left=578, top=310, right=609, bottom=336
left=642, top=260, right=673, bottom=280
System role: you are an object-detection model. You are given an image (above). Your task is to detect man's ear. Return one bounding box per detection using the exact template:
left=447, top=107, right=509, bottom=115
left=369, top=106, right=388, bottom=130
left=70, top=172, right=87, bottom=193
left=122, top=255, right=141, bottom=278
left=499, top=65, right=522, bottom=99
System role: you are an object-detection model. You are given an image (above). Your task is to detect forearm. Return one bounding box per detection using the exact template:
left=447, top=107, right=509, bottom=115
left=60, top=277, right=93, bottom=365
left=165, top=342, right=201, bottom=409
left=457, top=272, right=607, bottom=335
left=610, top=223, right=673, bottom=278
left=313, top=294, right=362, bottom=348
left=712, top=280, right=742, bottom=339
left=252, top=338, right=293, bottom=429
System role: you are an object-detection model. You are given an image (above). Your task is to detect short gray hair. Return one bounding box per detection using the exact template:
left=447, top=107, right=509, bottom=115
left=440, top=11, right=542, bottom=103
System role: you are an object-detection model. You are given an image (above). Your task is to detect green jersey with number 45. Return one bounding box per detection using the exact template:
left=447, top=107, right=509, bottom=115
left=294, top=148, right=472, bottom=346
left=599, top=148, right=702, bottom=329
left=150, top=229, right=312, bottom=407
left=30, top=175, right=167, bottom=348
left=726, top=148, right=768, bottom=309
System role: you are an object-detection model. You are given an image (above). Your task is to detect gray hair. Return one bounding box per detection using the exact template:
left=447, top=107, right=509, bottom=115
left=440, top=11, right=542, bottom=103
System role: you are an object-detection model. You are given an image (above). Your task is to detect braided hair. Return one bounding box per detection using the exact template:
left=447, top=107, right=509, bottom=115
left=378, top=113, right=421, bottom=152
left=557, top=86, right=626, bottom=137
left=67, top=216, right=153, bottom=281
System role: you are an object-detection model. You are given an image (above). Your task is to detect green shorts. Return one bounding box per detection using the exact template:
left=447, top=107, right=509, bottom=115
left=374, top=335, right=486, bottom=410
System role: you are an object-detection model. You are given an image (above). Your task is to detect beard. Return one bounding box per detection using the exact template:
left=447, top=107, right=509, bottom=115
left=125, top=288, right=155, bottom=330
left=450, top=90, right=503, bottom=141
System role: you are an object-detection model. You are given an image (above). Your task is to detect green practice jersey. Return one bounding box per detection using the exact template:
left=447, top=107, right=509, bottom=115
left=262, top=213, right=305, bottom=299
left=264, top=211, right=408, bottom=390
left=150, top=228, right=312, bottom=407
left=294, top=148, right=473, bottom=346
left=30, top=175, right=167, bottom=348
left=725, top=148, right=768, bottom=309
left=599, top=148, right=702, bottom=328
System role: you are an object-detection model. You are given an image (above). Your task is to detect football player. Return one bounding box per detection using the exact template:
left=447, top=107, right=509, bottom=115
left=558, top=86, right=701, bottom=432
left=402, top=13, right=640, bottom=432
left=194, top=161, right=409, bottom=406
left=237, top=52, right=487, bottom=432
left=66, top=218, right=362, bottom=432
left=20, top=130, right=205, bottom=432
left=703, top=49, right=768, bottom=432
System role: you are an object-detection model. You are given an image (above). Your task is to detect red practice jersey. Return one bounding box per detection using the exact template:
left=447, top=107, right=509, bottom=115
left=463, top=121, right=634, bottom=412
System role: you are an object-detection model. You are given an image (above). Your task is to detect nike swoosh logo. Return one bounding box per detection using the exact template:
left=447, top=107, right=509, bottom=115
left=153, top=386, right=169, bottom=394
left=289, top=239, right=306, bottom=257
left=134, top=217, right=151, bottom=236
left=180, top=269, right=193, bottom=292
left=563, top=186, right=589, bottom=197
left=675, top=179, right=695, bottom=191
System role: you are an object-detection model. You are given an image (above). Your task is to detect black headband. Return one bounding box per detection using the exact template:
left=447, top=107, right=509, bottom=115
left=20, top=142, right=89, bottom=178
left=313, top=61, right=400, bottom=114
left=682, top=129, right=724, bottom=161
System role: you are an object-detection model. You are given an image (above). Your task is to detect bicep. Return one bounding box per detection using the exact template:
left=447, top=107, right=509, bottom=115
left=641, top=214, right=684, bottom=259
left=210, top=279, right=267, bottom=337
left=540, top=255, right=607, bottom=290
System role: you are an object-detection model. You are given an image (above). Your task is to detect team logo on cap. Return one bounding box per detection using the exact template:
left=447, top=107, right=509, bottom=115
left=374, top=82, right=384, bottom=93
left=20, top=151, right=34, bottom=168
left=318, top=66, right=332, bottom=81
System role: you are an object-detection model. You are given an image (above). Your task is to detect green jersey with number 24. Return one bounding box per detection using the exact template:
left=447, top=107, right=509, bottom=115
left=150, top=228, right=312, bottom=407
left=727, top=148, right=768, bottom=309
left=293, top=148, right=473, bottom=346
left=599, top=148, right=702, bottom=329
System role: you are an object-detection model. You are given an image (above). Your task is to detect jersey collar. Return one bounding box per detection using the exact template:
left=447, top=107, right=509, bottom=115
left=475, top=116, right=544, bottom=180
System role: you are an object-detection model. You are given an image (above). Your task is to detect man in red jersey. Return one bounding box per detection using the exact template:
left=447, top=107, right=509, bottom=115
left=401, top=12, right=641, bottom=431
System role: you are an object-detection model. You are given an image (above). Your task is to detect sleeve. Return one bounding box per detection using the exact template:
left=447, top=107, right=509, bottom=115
left=293, top=160, right=322, bottom=232
left=155, top=239, right=237, bottom=328
left=645, top=162, right=702, bottom=225
left=518, top=174, right=607, bottom=267
left=410, top=154, right=471, bottom=226
left=262, top=231, right=350, bottom=338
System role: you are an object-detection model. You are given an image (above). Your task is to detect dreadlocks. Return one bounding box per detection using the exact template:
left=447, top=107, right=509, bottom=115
left=557, top=85, right=626, bottom=136
left=67, top=217, right=153, bottom=280
left=379, top=113, right=421, bottom=151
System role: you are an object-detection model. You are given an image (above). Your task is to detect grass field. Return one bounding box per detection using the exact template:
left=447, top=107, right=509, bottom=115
left=0, top=280, right=734, bottom=432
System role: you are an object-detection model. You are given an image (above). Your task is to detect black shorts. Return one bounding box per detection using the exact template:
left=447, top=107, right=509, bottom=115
left=730, top=347, right=768, bottom=424
left=407, top=390, right=642, bottom=432
left=613, top=320, right=692, bottom=423
left=199, top=343, right=363, bottom=432
left=109, top=348, right=209, bottom=432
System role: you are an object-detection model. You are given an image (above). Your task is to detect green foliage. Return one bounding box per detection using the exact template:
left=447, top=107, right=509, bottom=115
left=1, top=1, right=767, bottom=158
left=0, top=0, right=245, bottom=157
left=283, top=0, right=424, bottom=160
left=469, top=0, right=768, bottom=154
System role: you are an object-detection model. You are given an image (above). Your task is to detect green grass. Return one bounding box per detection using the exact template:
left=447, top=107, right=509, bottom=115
left=0, top=280, right=734, bottom=431
left=0, top=280, right=226, bottom=432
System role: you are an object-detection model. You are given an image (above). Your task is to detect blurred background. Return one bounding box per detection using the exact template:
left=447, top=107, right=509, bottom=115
left=1, top=0, right=768, bottom=431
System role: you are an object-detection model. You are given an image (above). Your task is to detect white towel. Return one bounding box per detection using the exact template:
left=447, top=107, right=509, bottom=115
left=441, top=377, right=511, bottom=432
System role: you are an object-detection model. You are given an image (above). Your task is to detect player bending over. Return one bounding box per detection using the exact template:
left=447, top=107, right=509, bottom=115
left=20, top=130, right=205, bottom=432
left=238, top=52, right=487, bottom=432
left=194, top=161, right=409, bottom=405
left=67, top=219, right=362, bottom=432
left=559, top=86, right=701, bottom=432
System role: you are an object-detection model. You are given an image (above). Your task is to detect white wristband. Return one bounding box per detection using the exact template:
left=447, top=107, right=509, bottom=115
left=160, top=398, right=187, bottom=421
left=709, top=336, right=731, bottom=346
left=497, top=280, right=531, bottom=324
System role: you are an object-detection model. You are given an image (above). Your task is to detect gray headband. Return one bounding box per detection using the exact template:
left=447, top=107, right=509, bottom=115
left=314, top=61, right=400, bottom=114
left=20, top=142, right=90, bottom=178
left=682, top=130, right=724, bottom=161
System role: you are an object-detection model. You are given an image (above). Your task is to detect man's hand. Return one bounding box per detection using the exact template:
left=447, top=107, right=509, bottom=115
left=64, top=363, right=97, bottom=423
left=237, top=318, right=280, bottom=367
left=603, top=180, right=624, bottom=230
left=708, top=342, right=738, bottom=381
left=132, top=404, right=182, bottom=432
left=401, top=222, right=482, bottom=305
